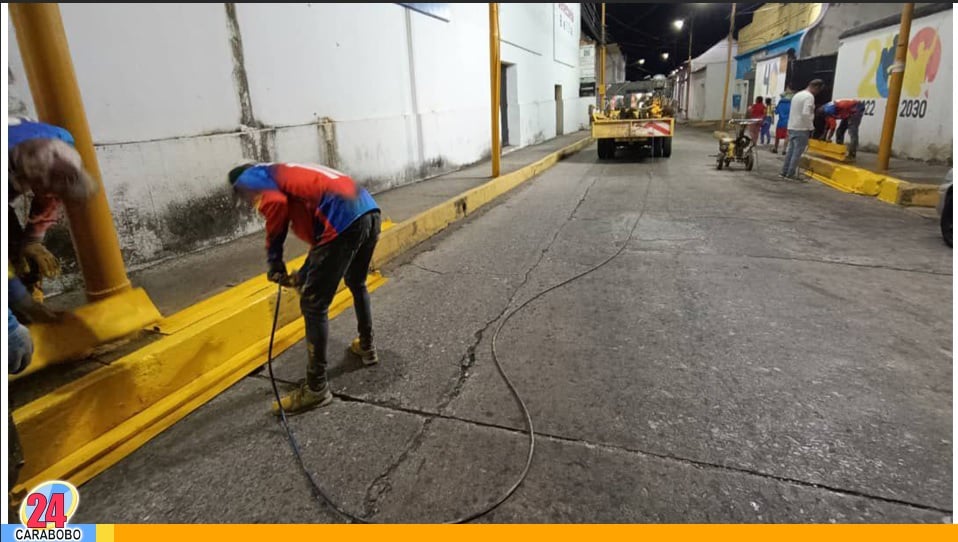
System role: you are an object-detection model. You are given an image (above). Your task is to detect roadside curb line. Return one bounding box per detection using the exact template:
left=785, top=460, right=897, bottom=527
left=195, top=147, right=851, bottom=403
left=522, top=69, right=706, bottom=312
left=12, top=135, right=593, bottom=496
left=372, top=136, right=594, bottom=268
left=800, top=154, right=939, bottom=208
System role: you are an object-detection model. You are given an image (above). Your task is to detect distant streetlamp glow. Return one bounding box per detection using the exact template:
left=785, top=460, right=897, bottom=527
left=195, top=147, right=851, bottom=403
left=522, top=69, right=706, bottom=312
left=638, top=58, right=645, bottom=65
left=661, top=52, right=669, bottom=60
left=673, top=19, right=684, bottom=31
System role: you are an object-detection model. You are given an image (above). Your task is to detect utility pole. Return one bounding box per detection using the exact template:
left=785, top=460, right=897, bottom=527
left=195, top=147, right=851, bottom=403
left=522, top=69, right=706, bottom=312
left=685, top=17, right=693, bottom=120
left=10, top=3, right=132, bottom=301
left=720, top=2, right=736, bottom=128
left=877, top=3, right=914, bottom=170
left=599, top=3, right=606, bottom=110
left=489, top=2, right=501, bottom=177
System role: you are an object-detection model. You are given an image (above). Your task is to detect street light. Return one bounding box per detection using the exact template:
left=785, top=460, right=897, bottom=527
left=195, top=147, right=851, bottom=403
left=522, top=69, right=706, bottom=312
left=637, top=58, right=645, bottom=65
left=661, top=52, right=669, bottom=60
left=673, top=19, right=684, bottom=31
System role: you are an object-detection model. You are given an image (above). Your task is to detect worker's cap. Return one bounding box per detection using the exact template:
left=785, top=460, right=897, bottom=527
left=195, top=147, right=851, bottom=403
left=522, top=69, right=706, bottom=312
left=11, top=137, right=97, bottom=201
left=228, top=163, right=255, bottom=187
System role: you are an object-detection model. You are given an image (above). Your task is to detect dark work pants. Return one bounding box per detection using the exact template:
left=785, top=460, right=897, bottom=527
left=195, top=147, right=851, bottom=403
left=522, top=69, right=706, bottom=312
left=836, top=110, right=863, bottom=158
left=298, top=211, right=381, bottom=391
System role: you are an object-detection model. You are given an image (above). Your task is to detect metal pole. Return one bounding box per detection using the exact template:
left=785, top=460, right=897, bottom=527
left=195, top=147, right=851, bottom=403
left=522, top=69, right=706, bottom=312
left=720, top=3, right=736, bottom=128
left=877, top=3, right=914, bottom=170
left=685, top=17, right=692, bottom=120
left=10, top=3, right=132, bottom=301
left=599, top=3, right=606, bottom=110
left=489, top=2, right=501, bottom=177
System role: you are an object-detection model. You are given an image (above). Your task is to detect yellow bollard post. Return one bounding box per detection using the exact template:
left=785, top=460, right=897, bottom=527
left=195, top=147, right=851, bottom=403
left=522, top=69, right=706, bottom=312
left=11, top=3, right=131, bottom=301
left=876, top=3, right=914, bottom=171
left=599, top=3, right=606, bottom=110
left=489, top=2, right=501, bottom=178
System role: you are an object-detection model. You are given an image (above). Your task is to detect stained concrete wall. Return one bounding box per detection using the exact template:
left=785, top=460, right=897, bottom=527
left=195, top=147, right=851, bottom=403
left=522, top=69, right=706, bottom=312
left=8, top=3, right=592, bottom=283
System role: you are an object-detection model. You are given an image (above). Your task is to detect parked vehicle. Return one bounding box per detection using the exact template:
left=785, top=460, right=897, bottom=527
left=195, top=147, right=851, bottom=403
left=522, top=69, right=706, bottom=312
left=937, top=169, right=952, bottom=247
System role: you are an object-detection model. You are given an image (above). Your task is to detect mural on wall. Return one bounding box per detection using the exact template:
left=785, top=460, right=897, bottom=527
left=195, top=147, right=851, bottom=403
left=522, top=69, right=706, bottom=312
left=755, top=55, right=789, bottom=100
left=834, top=9, right=951, bottom=161
left=855, top=23, right=943, bottom=116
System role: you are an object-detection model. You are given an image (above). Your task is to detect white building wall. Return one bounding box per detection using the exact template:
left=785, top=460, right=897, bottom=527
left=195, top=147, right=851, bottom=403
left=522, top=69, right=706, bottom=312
left=687, top=63, right=736, bottom=122
left=832, top=7, right=952, bottom=162
left=500, top=3, right=587, bottom=146
left=8, top=3, right=590, bottom=272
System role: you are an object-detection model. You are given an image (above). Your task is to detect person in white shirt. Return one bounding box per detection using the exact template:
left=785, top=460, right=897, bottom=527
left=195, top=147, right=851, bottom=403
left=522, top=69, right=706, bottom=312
left=780, top=79, right=824, bottom=180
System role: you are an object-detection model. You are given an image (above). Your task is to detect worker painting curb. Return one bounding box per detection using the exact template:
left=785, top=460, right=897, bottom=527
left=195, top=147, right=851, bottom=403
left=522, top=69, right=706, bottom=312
left=11, top=135, right=594, bottom=499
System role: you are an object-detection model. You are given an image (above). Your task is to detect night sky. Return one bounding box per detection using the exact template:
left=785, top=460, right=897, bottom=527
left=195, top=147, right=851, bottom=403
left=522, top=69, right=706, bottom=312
left=581, top=3, right=763, bottom=81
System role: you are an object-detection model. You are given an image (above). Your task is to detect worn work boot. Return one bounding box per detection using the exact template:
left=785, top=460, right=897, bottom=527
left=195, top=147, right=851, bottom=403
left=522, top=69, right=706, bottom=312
left=272, top=382, right=333, bottom=416
left=348, top=337, right=379, bottom=366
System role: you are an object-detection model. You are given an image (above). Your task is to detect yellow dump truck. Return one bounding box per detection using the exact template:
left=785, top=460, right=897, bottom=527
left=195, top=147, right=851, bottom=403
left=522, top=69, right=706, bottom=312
left=591, top=95, right=674, bottom=159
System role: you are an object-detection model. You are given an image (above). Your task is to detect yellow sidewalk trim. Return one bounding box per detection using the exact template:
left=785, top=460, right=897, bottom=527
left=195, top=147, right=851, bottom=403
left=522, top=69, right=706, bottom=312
left=877, top=177, right=941, bottom=207
left=800, top=154, right=939, bottom=208
left=12, top=288, right=161, bottom=380
left=807, top=139, right=848, bottom=162
left=12, top=135, right=591, bottom=497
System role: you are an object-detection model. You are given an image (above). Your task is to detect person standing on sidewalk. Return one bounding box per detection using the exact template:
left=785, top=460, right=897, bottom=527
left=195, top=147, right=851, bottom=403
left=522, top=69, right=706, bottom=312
left=760, top=97, right=773, bottom=145
left=780, top=80, right=824, bottom=180
left=772, top=91, right=792, bottom=154
left=819, top=99, right=866, bottom=160
left=749, top=96, right=766, bottom=144
left=229, top=162, right=382, bottom=414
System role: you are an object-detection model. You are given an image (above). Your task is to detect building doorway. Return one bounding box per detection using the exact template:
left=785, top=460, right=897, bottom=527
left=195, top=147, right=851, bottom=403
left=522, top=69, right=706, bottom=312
left=501, top=62, right=517, bottom=147
left=555, top=84, right=564, bottom=136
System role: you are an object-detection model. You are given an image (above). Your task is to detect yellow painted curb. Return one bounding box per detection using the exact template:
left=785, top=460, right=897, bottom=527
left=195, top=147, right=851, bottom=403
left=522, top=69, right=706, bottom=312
left=14, top=273, right=385, bottom=494
left=13, top=288, right=161, bottom=380
left=807, top=139, right=848, bottom=162
left=877, top=177, right=940, bottom=207
left=800, top=155, right=880, bottom=197
left=12, top=135, right=592, bottom=496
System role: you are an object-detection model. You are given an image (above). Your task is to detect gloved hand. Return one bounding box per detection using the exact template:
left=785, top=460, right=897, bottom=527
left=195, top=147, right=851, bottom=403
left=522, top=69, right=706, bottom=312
left=8, top=323, right=34, bottom=375
left=22, top=242, right=61, bottom=278
left=267, top=261, right=289, bottom=285
left=11, top=295, right=62, bottom=325
left=283, top=268, right=301, bottom=289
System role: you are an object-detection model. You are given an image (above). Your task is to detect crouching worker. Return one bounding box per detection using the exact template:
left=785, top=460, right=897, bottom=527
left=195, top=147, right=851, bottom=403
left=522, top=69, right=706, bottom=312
left=8, top=117, right=98, bottom=298
left=229, top=163, right=382, bottom=414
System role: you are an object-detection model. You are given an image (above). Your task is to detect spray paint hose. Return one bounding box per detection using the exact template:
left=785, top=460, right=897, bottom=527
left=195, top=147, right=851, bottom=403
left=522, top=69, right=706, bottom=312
left=265, top=197, right=645, bottom=523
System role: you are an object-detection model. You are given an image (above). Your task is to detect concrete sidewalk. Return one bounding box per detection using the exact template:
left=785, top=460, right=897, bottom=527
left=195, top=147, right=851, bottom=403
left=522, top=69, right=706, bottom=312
left=845, top=152, right=951, bottom=186
left=49, top=131, right=590, bottom=316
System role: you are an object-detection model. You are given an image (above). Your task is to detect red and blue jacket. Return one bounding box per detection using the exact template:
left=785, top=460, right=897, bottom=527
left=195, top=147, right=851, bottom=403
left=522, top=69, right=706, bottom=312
left=233, top=163, right=379, bottom=264
left=822, top=99, right=865, bottom=120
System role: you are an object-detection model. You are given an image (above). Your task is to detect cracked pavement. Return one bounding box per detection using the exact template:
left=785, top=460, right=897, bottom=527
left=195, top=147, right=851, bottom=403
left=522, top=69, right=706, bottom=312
left=73, top=130, right=952, bottom=523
